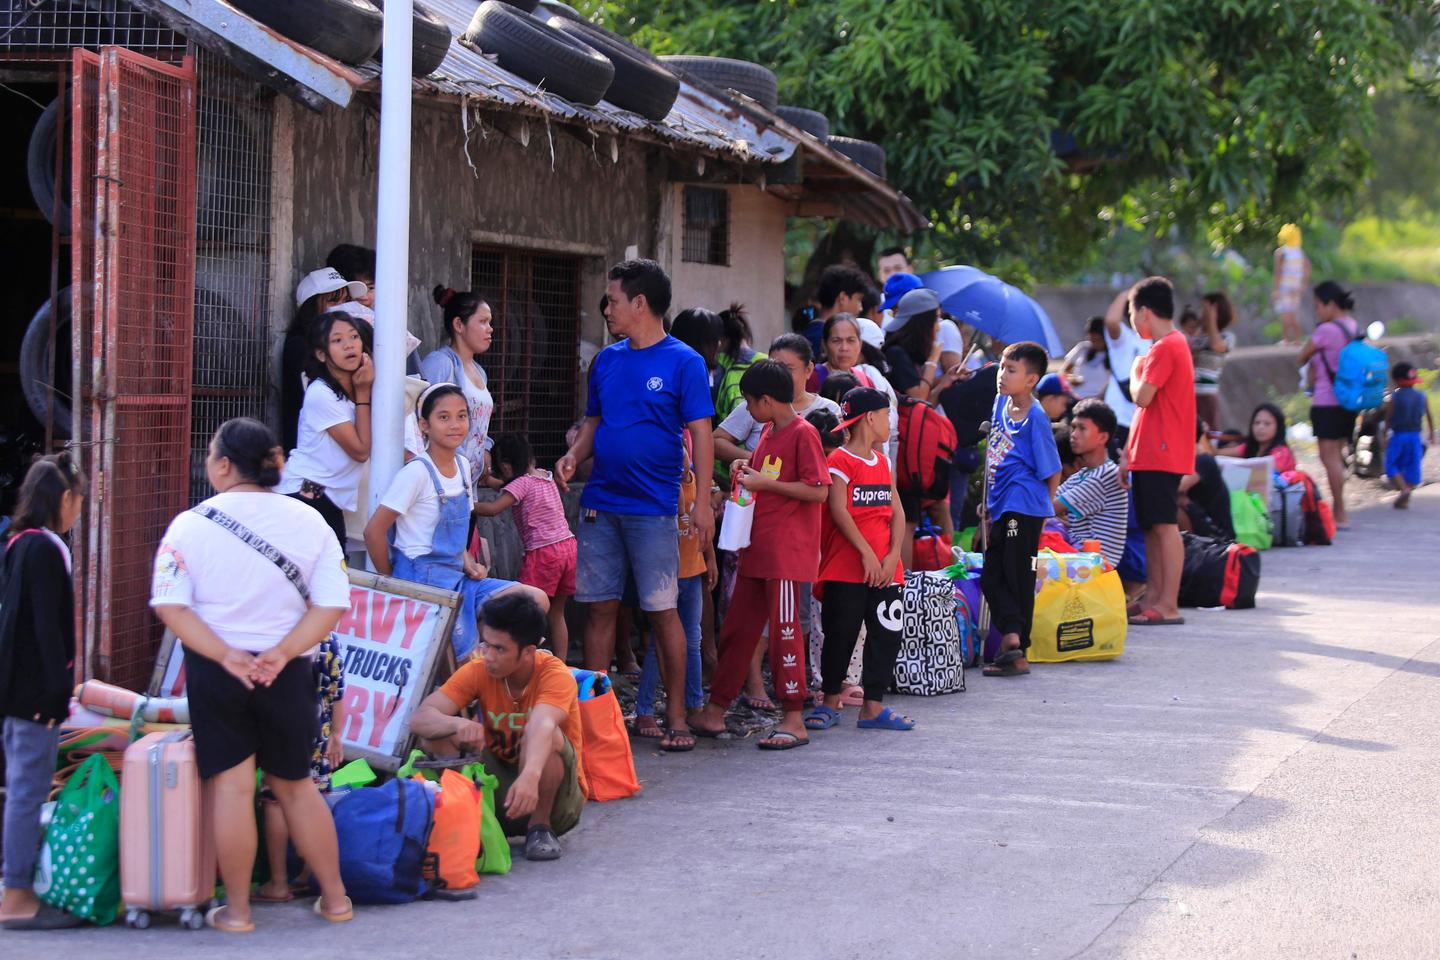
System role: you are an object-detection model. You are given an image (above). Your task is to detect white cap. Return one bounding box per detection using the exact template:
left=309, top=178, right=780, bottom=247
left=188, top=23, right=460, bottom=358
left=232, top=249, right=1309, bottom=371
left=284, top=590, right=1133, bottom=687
left=855, top=316, right=884, bottom=350
left=296, top=267, right=368, bottom=307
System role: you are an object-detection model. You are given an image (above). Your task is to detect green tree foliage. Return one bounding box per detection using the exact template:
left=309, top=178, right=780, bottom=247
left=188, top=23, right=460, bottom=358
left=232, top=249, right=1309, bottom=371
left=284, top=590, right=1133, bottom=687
left=582, top=0, right=1437, bottom=277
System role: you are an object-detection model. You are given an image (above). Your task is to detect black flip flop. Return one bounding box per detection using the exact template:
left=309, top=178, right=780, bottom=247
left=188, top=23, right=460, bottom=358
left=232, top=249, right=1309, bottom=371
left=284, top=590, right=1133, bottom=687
left=757, top=729, right=810, bottom=751
left=660, top=729, right=696, bottom=752
left=982, top=649, right=1030, bottom=677
left=1, top=905, right=83, bottom=930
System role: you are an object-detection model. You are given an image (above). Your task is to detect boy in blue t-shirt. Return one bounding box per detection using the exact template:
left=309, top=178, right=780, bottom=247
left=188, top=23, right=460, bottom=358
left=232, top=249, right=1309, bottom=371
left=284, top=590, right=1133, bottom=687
left=1382, top=361, right=1434, bottom=509
left=980, top=342, right=1063, bottom=677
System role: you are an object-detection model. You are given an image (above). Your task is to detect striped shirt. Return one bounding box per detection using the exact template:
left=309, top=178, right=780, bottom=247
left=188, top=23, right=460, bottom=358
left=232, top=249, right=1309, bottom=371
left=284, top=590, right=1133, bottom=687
left=1056, top=460, right=1128, bottom=566
left=505, top=471, right=575, bottom=552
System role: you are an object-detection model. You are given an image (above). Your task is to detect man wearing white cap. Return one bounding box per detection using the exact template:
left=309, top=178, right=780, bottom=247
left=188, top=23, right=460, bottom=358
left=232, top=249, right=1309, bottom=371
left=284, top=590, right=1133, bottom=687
left=281, top=268, right=370, bottom=452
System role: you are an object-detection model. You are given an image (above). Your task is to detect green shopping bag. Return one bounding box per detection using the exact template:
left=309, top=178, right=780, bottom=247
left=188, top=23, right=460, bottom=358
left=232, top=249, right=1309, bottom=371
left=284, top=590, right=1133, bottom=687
left=467, top=763, right=512, bottom=876
left=35, top=753, right=121, bottom=925
left=1230, top=489, right=1273, bottom=551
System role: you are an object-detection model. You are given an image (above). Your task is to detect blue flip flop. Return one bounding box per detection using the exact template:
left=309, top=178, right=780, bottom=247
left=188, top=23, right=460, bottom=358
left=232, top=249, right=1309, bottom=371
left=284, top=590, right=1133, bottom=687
left=857, top=707, right=915, bottom=731
left=803, top=704, right=841, bottom=730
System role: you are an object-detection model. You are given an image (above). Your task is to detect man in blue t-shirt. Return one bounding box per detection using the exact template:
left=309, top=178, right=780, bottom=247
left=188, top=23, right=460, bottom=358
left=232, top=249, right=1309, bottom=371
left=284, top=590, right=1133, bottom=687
left=556, top=259, right=714, bottom=752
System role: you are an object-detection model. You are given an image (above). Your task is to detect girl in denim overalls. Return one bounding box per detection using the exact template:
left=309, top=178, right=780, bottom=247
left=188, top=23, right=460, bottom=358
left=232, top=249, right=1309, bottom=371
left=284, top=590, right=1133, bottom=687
left=364, top=384, right=547, bottom=659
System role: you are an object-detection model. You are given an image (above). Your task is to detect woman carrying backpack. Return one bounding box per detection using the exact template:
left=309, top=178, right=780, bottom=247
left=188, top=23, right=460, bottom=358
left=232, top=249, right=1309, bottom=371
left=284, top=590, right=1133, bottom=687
left=1297, top=281, right=1358, bottom=529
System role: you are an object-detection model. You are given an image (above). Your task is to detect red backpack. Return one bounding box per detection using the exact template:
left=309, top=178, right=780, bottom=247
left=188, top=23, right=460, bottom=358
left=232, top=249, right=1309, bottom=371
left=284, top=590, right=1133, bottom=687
left=1282, top=470, right=1334, bottom=545
left=896, top=396, right=957, bottom=502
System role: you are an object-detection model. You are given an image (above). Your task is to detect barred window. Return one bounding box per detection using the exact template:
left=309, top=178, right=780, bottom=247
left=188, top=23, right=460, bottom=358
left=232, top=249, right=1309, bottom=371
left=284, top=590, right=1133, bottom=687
left=682, top=186, right=729, bottom=266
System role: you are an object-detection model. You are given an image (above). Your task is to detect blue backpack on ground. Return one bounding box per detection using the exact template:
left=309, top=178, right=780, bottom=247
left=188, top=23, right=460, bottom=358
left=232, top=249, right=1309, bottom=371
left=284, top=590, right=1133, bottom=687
left=332, top=777, right=434, bottom=904
left=1323, top=328, right=1387, bottom=412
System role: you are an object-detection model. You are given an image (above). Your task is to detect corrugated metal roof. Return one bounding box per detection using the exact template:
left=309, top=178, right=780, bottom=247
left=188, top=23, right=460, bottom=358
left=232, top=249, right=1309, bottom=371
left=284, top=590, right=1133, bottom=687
left=353, top=0, right=796, bottom=165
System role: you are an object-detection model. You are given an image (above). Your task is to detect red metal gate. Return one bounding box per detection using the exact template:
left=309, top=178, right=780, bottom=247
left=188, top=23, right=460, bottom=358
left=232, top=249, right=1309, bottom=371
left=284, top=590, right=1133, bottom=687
left=82, top=47, right=197, bottom=690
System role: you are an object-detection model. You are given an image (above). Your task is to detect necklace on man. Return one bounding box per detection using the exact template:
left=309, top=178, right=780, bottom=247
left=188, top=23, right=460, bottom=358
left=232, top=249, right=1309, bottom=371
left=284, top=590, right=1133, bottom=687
left=503, top=675, right=522, bottom=701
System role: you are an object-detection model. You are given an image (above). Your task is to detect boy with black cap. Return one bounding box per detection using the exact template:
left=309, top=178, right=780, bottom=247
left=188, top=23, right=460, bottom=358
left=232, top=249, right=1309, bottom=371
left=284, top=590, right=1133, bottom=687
left=981, top=342, right=1063, bottom=677
left=804, top=387, right=913, bottom=732
left=1382, top=361, right=1434, bottom=509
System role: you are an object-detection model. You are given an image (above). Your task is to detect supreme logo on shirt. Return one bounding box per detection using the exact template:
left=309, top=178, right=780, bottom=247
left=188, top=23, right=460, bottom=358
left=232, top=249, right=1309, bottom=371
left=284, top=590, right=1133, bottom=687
left=851, top=483, right=892, bottom=507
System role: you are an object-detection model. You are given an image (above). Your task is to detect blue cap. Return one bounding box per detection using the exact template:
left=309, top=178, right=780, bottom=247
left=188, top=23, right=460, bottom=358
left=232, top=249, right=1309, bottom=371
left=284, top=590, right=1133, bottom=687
left=1035, top=373, right=1072, bottom=397
left=880, top=272, right=924, bottom=312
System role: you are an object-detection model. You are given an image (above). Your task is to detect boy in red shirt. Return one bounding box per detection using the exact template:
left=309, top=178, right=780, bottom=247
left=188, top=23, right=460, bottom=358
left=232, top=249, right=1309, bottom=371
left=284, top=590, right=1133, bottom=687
left=692, top=360, right=830, bottom=750
left=804, top=387, right=913, bottom=732
left=1116, top=277, right=1195, bottom=625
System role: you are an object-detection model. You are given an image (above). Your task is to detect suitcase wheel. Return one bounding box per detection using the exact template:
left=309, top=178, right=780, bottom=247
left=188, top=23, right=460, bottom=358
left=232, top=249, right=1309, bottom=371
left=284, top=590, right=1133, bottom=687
left=125, top=909, right=151, bottom=930
left=180, top=908, right=205, bottom=931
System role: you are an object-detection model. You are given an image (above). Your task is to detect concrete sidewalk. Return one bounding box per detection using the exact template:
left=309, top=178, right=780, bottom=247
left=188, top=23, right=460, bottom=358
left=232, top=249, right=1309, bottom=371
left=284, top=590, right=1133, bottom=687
left=8, top=489, right=1439, bottom=959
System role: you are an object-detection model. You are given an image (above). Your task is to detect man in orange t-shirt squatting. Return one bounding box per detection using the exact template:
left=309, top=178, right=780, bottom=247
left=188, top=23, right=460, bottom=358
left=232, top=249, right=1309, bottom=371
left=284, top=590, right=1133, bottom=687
left=410, top=592, right=587, bottom=862
left=1113, top=277, right=1196, bottom=626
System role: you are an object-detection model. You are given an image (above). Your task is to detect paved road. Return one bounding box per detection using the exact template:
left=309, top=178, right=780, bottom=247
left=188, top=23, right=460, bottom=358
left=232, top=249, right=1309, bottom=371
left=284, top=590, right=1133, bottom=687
left=9, top=489, right=1440, bottom=959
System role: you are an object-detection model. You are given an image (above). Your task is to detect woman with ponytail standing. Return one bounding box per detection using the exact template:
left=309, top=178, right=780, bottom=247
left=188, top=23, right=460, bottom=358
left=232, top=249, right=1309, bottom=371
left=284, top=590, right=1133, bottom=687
left=422, top=287, right=496, bottom=484
left=151, top=419, right=351, bottom=932
left=0, top=454, right=85, bottom=929
left=1298, top=281, right=1360, bottom=529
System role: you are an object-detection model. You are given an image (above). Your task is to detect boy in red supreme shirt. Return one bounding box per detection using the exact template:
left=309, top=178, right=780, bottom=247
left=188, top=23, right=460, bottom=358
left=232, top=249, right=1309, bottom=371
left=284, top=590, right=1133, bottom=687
left=1116, top=277, right=1195, bottom=625
left=805, top=386, right=913, bottom=732
left=692, top=360, right=830, bottom=750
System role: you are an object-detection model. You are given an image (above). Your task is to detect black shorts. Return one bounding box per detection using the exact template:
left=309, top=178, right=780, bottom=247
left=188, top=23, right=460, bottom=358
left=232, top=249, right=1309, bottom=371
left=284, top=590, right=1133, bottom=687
left=185, top=647, right=317, bottom=780
left=1311, top=404, right=1357, bottom=441
left=898, top=487, right=922, bottom=523
left=1131, top=470, right=1182, bottom=530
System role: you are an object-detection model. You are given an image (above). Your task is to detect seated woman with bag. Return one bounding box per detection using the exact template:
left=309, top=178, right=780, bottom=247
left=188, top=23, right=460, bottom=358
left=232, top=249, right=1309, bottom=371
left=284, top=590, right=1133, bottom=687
left=150, top=418, right=352, bottom=933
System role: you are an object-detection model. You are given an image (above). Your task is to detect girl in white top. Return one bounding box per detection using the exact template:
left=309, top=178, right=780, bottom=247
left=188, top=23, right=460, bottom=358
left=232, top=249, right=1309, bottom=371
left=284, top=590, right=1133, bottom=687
left=364, top=384, right=548, bottom=660
left=1273, top=223, right=1309, bottom=344
left=1061, top=316, right=1111, bottom=400
left=420, top=287, right=496, bottom=485
left=276, top=310, right=373, bottom=549
left=150, top=417, right=352, bottom=931
left=715, top=332, right=842, bottom=463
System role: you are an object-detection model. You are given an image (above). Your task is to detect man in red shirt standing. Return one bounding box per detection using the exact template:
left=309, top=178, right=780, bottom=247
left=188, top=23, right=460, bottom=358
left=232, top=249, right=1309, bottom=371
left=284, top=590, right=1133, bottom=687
left=692, top=360, right=830, bottom=750
left=1114, top=277, right=1195, bottom=625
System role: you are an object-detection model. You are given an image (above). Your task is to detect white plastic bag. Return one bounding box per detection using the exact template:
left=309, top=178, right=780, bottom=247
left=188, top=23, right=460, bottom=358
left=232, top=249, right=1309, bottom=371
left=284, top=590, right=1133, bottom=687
left=716, top=497, right=754, bottom=552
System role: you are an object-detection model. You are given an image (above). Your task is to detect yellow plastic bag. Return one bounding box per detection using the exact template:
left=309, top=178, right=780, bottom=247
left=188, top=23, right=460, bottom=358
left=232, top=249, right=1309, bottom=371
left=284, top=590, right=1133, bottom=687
left=1028, top=552, right=1126, bottom=663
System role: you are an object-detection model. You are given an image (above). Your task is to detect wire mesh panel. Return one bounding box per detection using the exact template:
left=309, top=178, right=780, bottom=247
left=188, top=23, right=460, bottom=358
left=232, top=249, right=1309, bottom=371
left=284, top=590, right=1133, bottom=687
left=189, top=48, right=273, bottom=501
left=92, top=47, right=196, bottom=690
left=682, top=185, right=729, bottom=266
left=470, top=246, right=581, bottom=467
left=71, top=48, right=99, bottom=678
left=0, top=0, right=182, bottom=63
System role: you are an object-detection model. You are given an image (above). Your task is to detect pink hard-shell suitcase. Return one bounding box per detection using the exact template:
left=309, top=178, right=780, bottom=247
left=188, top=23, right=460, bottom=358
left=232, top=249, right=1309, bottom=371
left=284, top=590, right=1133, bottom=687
left=120, top=731, right=216, bottom=929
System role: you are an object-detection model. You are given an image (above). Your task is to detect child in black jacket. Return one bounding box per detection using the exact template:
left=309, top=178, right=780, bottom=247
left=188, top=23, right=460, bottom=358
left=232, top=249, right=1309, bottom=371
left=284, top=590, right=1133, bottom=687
left=0, top=453, right=85, bottom=929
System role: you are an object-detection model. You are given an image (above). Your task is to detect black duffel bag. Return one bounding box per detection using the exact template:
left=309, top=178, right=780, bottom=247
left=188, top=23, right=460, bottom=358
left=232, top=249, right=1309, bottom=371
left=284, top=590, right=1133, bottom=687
left=1177, top=533, right=1260, bottom=610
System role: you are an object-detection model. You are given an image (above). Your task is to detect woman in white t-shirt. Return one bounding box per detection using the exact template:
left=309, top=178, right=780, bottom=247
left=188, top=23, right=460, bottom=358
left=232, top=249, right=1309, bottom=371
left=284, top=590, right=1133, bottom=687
left=364, top=385, right=547, bottom=660
left=715, top=333, right=842, bottom=465
left=1061, top=316, right=1111, bottom=400
left=150, top=418, right=353, bottom=932
left=420, top=287, right=495, bottom=485
left=276, top=310, right=373, bottom=548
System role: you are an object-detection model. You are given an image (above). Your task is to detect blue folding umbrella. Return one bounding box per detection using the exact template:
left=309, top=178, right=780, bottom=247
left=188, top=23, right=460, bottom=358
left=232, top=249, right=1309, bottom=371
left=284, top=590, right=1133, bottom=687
left=920, top=266, right=1064, bottom=357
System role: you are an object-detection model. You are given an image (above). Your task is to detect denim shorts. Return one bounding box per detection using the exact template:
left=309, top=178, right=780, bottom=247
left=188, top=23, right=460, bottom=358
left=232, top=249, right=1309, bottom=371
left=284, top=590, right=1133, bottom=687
left=576, top=511, right=679, bottom=611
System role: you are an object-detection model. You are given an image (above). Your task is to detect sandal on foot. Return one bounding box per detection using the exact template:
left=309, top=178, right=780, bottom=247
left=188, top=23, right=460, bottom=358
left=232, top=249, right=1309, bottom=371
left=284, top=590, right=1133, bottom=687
left=660, top=728, right=696, bottom=752
left=1, top=905, right=84, bottom=930
left=312, top=896, right=353, bottom=923
left=742, top=695, right=778, bottom=711
left=633, top=715, right=666, bottom=739
left=757, top=729, right=809, bottom=751
left=982, top=649, right=1030, bottom=677
left=1128, top=608, right=1185, bottom=626
left=857, top=706, right=915, bottom=730
left=803, top=705, right=841, bottom=730
left=206, top=905, right=256, bottom=933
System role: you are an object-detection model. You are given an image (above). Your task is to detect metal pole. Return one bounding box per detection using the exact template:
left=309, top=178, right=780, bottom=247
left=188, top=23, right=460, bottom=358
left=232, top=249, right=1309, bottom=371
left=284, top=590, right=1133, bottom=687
left=369, top=0, right=413, bottom=520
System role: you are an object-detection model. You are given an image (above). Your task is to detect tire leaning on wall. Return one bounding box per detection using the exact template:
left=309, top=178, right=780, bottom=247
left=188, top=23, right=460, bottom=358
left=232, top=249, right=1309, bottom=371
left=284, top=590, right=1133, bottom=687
left=546, top=16, right=678, bottom=121
left=228, top=0, right=383, bottom=65
left=20, top=289, right=73, bottom=440
left=373, top=0, right=452, bottom=77
left=27, top=99, right=70, bottom=234
left=659, top=55, right=778, bottom=110
left=828, top=135, right=886, bottom=178
left=464, top=1, right=615, bottom=106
